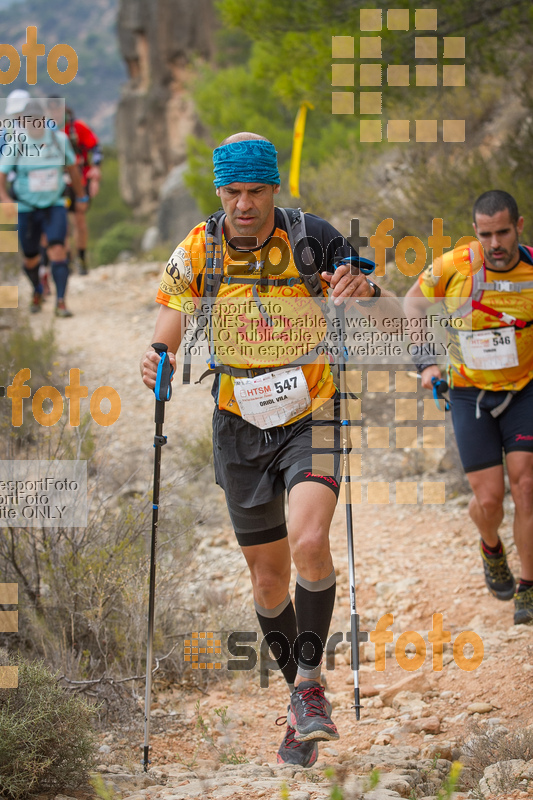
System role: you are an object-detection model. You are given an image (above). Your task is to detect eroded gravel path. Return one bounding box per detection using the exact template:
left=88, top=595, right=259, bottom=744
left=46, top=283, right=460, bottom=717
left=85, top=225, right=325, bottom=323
left=25, top=263, right=533, bottom=800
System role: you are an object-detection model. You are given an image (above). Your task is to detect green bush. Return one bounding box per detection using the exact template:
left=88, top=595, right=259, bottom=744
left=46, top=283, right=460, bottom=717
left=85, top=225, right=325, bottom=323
left=0, top=656, right=97, bottom=800
left=94, top=220, right=142, bottom=265
left=0, top=323, right=58, bottom=457
left=87, top=146, right=135, bottom=250
left=1, top=323, right=56, bottom=390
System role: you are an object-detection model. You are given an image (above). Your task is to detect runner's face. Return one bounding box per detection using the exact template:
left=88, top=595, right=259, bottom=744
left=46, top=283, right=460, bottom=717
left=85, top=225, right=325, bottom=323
left=47, top=103, right=63, bottom=127
left=473, top=209, right=524, bottom=270
left=24, top=115, right=45, bottom=140
left=217, top=182, right=280, bottom=243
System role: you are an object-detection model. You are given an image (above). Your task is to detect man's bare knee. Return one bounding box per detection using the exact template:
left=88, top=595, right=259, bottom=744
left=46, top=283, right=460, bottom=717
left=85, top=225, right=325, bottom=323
left=471, top=493, right=504, bottom=519
left=291, top=530, right=332, bottom=579
left=511, top=477, right=533, bottom=514
left=248, top=566, right=290, bottom=607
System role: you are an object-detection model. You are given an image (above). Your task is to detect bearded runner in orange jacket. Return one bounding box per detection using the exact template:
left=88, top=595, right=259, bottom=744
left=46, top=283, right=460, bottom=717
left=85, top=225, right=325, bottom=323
left=405, top=190, right=533, bottom=626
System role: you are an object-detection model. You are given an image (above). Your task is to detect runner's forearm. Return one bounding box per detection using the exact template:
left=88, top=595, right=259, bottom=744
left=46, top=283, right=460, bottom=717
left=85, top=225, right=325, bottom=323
left=151, top=304, right=188, bottom=354
left=66, top=165, right=85, bottom=198
left=0, top=173, right=11, bottom=203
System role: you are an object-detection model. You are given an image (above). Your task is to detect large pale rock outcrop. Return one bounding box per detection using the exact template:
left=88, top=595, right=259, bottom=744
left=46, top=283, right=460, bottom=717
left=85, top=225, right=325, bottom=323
left=116, top=0, right=215, bottom=240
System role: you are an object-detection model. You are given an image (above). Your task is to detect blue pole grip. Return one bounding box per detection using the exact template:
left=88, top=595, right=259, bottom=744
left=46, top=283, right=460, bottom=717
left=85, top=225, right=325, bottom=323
left=431, top=377, right=450, bottom=411
left=334, top=255, right=375, bottom=275
left=152, top=342, right=174, bottom=402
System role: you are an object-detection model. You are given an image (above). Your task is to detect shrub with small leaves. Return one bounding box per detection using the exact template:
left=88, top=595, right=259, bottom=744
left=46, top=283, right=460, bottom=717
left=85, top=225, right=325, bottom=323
left=94, top=220, right=142, bottom=265
left=0, top=655, right=97, bottom=800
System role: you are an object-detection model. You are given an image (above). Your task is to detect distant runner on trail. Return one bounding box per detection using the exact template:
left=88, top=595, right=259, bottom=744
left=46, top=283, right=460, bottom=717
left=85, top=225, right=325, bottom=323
left=405, top=190, right=533, bottom=626
left=141, top=132, right=389, bottom=766
left=0, top=99, right=87, bottom=317
left=47, top=97, right=103, bottom=275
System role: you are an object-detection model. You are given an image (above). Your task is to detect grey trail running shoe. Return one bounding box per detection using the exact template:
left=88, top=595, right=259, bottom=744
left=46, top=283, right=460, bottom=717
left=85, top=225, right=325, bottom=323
left=514, top=586, right=533, bottom=625
left=289, top=680, right=339, bottom=742
left=30, top=291, right=43, bottom=313
left=55, top=304, right=73, bottom=318
left=276, top=707, right=318, bottom=767
left=480, top=540, right=516, bottom=601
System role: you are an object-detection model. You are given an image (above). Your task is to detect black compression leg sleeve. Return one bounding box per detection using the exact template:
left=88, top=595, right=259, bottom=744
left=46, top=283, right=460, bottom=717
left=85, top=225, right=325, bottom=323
left=294, top=570, right=336, bottom=680
left=51, top=261, right=69, bottom=301
left=40, top=244, right=49, bottom=267
left=23, top=264, right=41, bottom=293
left=255, top=594, right=298, bottom=692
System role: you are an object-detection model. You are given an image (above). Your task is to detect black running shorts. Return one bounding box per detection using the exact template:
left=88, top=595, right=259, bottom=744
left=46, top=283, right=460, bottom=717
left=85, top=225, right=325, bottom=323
left=212, top=392, right=342, bottom=547
left=450, top=379, right=533, bottom=473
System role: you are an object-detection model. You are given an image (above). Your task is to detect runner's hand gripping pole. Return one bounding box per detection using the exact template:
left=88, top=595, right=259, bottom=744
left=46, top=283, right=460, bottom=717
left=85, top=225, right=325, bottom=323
left=336, top=303, right=364, bottom=720
left=143, top=343, right=174, bottom=773
left=408, top=372, right=452, bottom=413
left=431, top=377, right=452, bottom=412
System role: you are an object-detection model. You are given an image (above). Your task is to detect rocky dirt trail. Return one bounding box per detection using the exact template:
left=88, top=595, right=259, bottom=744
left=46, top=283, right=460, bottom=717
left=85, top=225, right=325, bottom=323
left=27, top=264, right=533, bottom=800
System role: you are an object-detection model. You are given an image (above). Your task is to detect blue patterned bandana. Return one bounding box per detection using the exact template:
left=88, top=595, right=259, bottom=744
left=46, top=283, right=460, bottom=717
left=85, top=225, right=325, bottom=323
left=213, top=139, right=280, bottom=187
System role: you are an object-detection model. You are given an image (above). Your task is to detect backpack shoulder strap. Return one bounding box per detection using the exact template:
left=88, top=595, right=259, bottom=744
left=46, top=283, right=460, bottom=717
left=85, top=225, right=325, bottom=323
left=51, top=128, right=62, bottom=157
left=471, top=262, right=485, bottom=301
left=475, top=246, right=533, bottom=291
left=182, top=210, right=225, bottom=384
left=278, top=207, right=324, bottom=297
left=449, top=253, right=484, bottom=318
left=519, top=244, right=533, bottom=266
left=204, top=210, right=225, bottom=298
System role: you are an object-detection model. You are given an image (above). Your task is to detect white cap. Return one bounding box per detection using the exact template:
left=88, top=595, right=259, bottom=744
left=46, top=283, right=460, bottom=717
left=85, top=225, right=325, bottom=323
left=6, top=89, right=30, bottom=115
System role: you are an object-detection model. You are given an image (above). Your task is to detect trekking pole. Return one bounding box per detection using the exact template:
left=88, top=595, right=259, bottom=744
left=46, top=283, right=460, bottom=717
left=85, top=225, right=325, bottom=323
left=142, top=342, right=174, bottom=773
left=337, top=304, right=363, bottom=720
